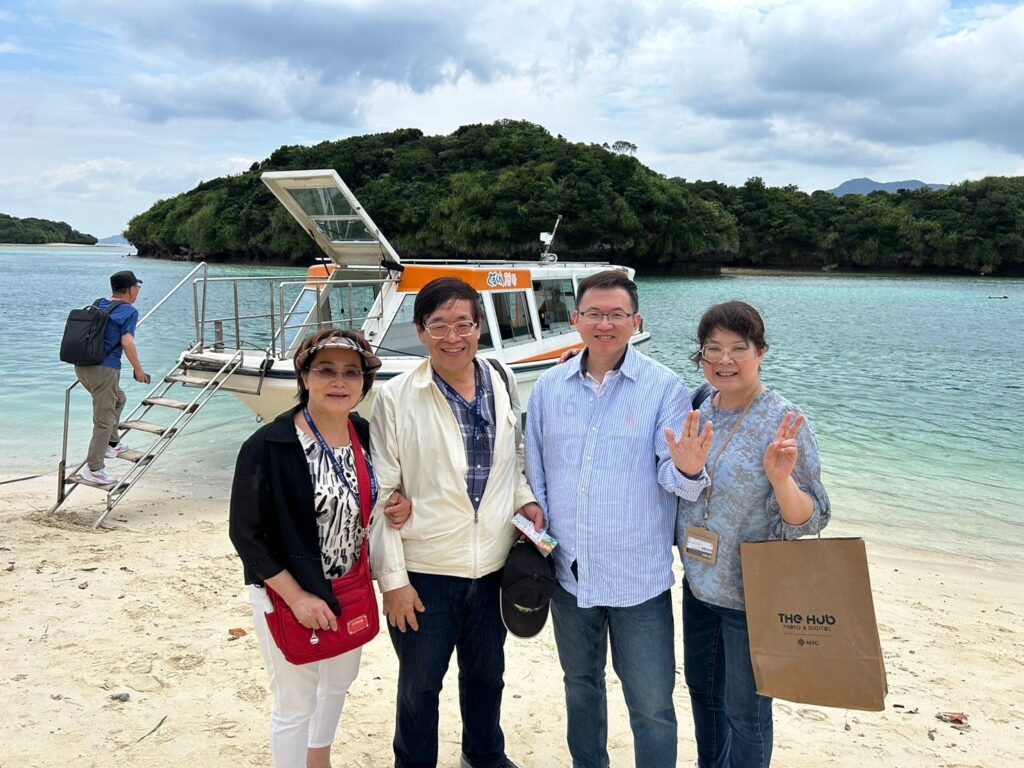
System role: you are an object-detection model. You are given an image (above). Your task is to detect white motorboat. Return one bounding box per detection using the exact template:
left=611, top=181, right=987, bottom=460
left=177, top=169, right=650, bottom=421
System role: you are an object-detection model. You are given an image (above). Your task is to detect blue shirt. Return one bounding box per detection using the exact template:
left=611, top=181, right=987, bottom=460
left=433, top=360, right=496, bottom=513
left=97, top=298, right=138, bottom=370
left=525, top=346, right=709, bottom=608
left=677, top=387, right=831, bottom=611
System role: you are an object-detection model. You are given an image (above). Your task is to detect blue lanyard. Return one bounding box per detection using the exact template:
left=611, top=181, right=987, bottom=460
left=435, top=363, right=491, bottom=436
left=302, top=408, right=378, bottom=507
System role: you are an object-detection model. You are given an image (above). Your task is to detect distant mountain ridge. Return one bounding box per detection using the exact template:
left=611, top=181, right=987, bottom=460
left=828, top=177, right=949, bottom=196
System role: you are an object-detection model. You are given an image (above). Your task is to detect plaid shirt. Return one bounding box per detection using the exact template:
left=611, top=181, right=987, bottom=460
left=434, top=360, right=496, bottom=514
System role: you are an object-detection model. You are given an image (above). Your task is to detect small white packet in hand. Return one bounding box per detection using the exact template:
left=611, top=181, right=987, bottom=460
left=512, top=513, right=558, bottom=556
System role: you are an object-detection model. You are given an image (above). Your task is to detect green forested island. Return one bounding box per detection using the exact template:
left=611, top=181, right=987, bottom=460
left=126, top=121, right=1024, bottom=275
left=0, top=213, right=97, bottom=245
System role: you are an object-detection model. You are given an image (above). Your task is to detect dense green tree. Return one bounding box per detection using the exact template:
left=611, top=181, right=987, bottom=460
left=685, top=175, right=1024, bottom=274
left=0, top=213, right=97, bottom=244
left=126, top=121, right=734, bottom=271
left=124, top=121, right=1023, bottom=275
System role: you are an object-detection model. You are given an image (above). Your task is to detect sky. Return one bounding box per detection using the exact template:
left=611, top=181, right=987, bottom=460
left=2, top=0, right=1023, bottom=238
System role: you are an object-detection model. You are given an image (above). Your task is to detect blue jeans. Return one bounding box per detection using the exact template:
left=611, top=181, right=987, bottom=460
left=683, top=579, right=773, bottom=768
left=550, top=584, right=677, bottom=768
left=388, top=570, right=508, bottom=768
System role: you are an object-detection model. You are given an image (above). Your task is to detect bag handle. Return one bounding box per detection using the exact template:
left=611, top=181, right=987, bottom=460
left=347, top=419, right=377, bottom=565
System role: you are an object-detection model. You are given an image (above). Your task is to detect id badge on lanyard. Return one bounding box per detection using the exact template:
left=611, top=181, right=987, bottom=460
left=682, top=390, right=759, bottom=568
left=683, top=525, right=719, bottom=565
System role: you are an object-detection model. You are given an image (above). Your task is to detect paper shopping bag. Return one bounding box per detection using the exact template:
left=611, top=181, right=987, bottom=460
left=740, top=537, right=887, bottom=711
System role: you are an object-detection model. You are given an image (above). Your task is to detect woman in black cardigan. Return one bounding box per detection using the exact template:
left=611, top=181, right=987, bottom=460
left=230, top=328, right=409, bottom=768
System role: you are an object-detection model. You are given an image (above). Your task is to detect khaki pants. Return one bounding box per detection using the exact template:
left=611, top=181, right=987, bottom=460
left=75, top=365, right=126, bottom=470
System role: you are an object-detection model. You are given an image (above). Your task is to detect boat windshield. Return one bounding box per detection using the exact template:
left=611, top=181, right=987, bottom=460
left=261, top=170, right=403, bottom=268
left=287, top=187, right=376, bottom=244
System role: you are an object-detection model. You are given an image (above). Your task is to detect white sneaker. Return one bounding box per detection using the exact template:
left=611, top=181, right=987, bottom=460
left=80, top=467, right=117, bottom=486
left=105, top=441, right=130, bottom=459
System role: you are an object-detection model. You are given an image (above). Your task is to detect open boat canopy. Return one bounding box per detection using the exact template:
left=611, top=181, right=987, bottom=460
left=261, top=169, right=403, bottom=269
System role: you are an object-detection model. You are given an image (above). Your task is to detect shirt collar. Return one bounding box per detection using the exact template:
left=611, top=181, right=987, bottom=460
left=410, top=357, right=439, bottom=388
left=562, top=345, right=639, bottom=382
left=412, top=356, right=489, bottom=390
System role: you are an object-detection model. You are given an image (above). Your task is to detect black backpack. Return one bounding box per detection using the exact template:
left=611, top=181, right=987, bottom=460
left=59, top=299, right=126, bottom=366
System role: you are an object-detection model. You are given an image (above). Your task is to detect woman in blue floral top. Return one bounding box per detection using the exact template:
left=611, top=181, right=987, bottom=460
left=668, top=301, right=831, bottom=768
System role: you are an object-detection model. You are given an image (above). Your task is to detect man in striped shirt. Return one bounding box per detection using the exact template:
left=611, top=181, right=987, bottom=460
left=525, top=270, right=709, bottom=768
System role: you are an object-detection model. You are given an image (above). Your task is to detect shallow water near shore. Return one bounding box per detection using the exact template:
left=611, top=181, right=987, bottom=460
left=2, top=244, right=1021, bottom=562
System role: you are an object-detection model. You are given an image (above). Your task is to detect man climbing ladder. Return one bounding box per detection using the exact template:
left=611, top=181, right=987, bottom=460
left=72, top=270, right=149, bottom=486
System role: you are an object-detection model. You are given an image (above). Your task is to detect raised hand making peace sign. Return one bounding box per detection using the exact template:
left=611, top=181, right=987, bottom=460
left=665, top=410, right=715, bottom=478
left=763, top=411, right=805, bottom=486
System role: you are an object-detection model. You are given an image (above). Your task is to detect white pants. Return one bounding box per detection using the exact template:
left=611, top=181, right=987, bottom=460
left=250, top=585, right=362, bottom=768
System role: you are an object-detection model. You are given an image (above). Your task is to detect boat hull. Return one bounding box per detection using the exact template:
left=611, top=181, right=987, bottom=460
left=183, top=336, right=650, bottom=423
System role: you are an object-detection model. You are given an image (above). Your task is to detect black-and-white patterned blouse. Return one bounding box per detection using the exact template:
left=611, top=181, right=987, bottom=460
left=296, top=427, right=370, bottom=579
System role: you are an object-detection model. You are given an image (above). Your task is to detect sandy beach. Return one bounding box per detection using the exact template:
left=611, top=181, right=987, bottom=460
left=2, top=474, right=1022, bottom=768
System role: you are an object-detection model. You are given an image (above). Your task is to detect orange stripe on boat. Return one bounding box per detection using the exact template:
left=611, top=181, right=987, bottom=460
left=398, top=265, right=533, bottom=293
left=512, top=342, right=584, bottom=364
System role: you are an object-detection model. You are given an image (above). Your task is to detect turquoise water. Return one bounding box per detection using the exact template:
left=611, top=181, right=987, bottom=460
left=2, top=245, right=1021, bottom=561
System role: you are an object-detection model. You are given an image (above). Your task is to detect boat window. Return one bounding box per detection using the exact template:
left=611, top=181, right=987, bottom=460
left=378, top=296, right=426, bottom=356
left=476, top=302, right=494, bottom=350
left=491, top=290, right=536, bottom=347
left=281, top=288, right=319, bottom=354
left=287, top=187, right=375, bottom=243
left=533, top=279, right=576, bottom=338
left=377, top=295, right=493, bottom=356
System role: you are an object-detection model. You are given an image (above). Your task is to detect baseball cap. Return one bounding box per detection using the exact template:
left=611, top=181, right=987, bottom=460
left=500, top=541, right=556, bottom=639
left=110, top=270, right=142, bottom=291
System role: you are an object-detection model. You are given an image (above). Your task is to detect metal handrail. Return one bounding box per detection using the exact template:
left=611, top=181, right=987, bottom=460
left=139, top=262, right=208, bottom=327
left=192, top=275, right=281, bottom=353
left=273, top=278, right=392, bottom=357
left=186, top=273, right=394, bottom=358
left=93, top=346, right=245, bottom=528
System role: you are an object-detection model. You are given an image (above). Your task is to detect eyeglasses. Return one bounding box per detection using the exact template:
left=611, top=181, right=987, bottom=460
left=576, top=310, right=634, bottom=325
left=700, top=344, right=757, bottom=364
left=308, top=366, right=364, bottom=382
left=424, top=321, right=478, bottom=339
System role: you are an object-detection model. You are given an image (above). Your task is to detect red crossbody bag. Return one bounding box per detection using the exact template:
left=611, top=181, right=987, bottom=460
left=263, top=420, right=380, bottom=664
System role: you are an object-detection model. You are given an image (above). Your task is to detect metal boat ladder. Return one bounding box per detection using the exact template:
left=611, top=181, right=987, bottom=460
left=49, top=263, right=262, bottom=527
left=51, top=349, right=250, bottom=528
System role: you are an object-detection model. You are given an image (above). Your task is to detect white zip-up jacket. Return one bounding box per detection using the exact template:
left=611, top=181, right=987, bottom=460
left=369, top=357, right=536, bottom=592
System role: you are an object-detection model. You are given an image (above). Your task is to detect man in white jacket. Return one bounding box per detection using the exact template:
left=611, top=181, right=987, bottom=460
left=369, top=277, right=544, bottom=768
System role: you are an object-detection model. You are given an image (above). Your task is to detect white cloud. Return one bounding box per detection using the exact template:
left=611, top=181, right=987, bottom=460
left=120, top=65, right=358, bottom=124
left=2, top=0, right=1023, bottom=234
left=652, top=0, right=1024, bottom=155
left=61, top=0, right=499, bottom=111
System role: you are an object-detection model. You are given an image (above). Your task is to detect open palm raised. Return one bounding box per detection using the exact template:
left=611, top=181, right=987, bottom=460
left=665, top=410, right=714, bottom=477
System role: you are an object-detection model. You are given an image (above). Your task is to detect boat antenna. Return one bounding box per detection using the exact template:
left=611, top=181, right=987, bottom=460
left=540, top=215, right=562, bottom=262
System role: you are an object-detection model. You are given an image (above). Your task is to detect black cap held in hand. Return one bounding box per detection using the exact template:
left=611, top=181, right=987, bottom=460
left=500, top=541, right=556, bottom=639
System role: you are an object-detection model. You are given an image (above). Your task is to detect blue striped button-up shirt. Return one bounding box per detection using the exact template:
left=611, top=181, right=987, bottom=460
left=525, top=346, right=709, bottom=608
